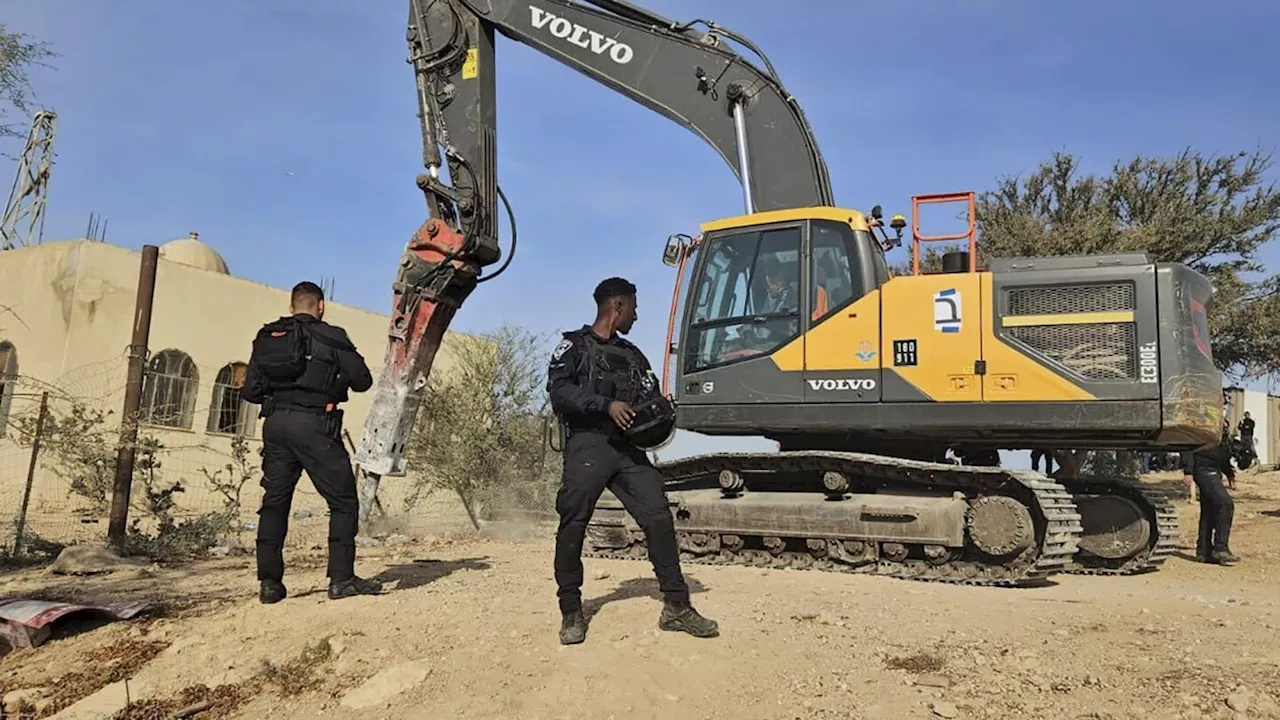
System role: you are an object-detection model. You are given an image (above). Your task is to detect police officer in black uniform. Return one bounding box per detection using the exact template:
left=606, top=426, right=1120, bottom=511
left=1238, top=411, right=1255, bottom=446
left=547, top=277, right=719, bottom=645
left=1236, top=411, right=1256, bottom=472
left=241, top=281, right=383, bottom=603
left=1180, top=420, right=1240, bottom=565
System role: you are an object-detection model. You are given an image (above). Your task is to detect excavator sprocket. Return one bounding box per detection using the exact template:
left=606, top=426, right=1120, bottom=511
left=1058, top=477, right=1180, bottom=575
left=584, top=451, right=1083, bottom=587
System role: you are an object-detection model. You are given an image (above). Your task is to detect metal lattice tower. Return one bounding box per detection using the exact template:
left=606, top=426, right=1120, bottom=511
left=1, top=110, right=57, bottom=251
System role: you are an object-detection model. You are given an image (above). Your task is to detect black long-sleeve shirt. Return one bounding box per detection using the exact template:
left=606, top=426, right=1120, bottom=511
left=546, top=326, right=655, bottom=434
left=241, top=313, right=372, bottom=410
left=1238, top=417, right=1255, bottom=437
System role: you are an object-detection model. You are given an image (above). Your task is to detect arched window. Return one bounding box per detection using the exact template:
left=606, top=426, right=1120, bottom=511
left=0, top=341, right=16, bottom=435
left=140, top=349, right=199, bottom=429
left=207, top=362, right=257, bottom=437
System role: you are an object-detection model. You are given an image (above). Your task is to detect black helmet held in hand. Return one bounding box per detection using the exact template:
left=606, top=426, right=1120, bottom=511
left=622, top=393, right=677, bottom=451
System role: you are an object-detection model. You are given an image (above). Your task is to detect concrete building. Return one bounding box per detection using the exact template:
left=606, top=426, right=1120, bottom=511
left=0, top=235, right=457, bottom=547
left=1224, top=385, right=1280, bottom=469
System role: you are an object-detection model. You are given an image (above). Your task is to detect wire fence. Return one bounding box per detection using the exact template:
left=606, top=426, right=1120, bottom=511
left=0, top=348, right=565, bottom=563
left=0, top=351, right=342, bottom=561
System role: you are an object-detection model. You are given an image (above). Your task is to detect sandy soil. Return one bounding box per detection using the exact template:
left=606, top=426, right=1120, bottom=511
left=2, top=470, right=1279, bottom=720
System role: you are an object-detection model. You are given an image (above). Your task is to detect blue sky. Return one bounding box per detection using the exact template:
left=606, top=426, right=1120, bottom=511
left=5, top=0, right=1278, bottom=465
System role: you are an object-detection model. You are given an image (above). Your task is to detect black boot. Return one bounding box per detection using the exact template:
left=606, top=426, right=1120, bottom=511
left=1209, top=549, right=1240, bottom=564
left=658, top=600, right=719, bottom=638
left=559, top=610, right=587, bottom=645
left=328, top=575, right=383, bottom=599
left=260, top=579, right=287, bottom=604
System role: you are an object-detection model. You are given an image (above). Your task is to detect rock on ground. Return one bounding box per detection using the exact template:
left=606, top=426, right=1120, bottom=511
left=339, top=660, right=432, bottom=710
left=46, top=545, right=149, bottom=575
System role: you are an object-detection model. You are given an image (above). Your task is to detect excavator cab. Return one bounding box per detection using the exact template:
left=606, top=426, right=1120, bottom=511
left=661, top=196, right=1223, bottom=453
left=634, top=199, right=1224, bottom=582
left=659, top=207, right=892, bottom=405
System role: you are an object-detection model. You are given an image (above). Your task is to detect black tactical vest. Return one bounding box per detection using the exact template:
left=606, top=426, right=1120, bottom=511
left=577, top=331, right=674, bottom=449
left=578, top=332, right=651, bottom=404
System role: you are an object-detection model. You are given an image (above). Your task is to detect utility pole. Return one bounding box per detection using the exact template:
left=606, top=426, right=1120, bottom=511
left=1, top=110, right=57, bottom=251
left=107, top=245, right=159, bottom=552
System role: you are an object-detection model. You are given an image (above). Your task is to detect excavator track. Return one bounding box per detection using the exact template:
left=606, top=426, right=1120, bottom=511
left=1057, top=477, right=1181, bottom=575
left=584, top=451, right=1083, bottom=587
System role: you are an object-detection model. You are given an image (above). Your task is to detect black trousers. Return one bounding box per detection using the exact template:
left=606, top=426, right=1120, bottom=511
left=1192, top=467, right=1234, bottom=556
left=256, top=408, right=359, bottom=583
left=1030, top=450, right=1053, bottom=474
left=554, top=432, right=690, bottom=614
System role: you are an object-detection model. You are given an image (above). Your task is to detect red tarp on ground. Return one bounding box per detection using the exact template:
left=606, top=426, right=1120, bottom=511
left=0, top=598, right=152, bottom=649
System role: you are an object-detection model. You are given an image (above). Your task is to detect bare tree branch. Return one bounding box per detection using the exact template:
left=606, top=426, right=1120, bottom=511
left=0, top=24, right=57, bottom=142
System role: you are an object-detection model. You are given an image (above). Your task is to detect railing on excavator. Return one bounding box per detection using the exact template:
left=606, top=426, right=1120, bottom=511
left=911, top=191, right=978, bottom=275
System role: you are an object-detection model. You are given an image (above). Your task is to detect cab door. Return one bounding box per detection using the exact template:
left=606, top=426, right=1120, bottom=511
left=802, top=219, right=882, bottom=403
left=677, top=221, right=808, bottom=406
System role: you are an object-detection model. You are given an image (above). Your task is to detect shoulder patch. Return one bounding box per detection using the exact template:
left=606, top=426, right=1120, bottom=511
left=552, top=339, right=573, bottom=360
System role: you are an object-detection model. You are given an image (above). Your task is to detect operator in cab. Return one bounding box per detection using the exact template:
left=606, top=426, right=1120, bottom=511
left=546, top=277, right=719, bottom=645
left=241, top=281, right=383, bottom=603
left=760, top=257, right=798, bottom=313
left=1180, top=419, right=1239, bottom=566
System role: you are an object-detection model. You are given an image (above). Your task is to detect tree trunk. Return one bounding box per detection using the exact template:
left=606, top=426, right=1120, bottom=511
left=456, top=489, right=481, bottom=531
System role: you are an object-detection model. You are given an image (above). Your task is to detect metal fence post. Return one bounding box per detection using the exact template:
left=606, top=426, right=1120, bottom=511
left=14, top=390, right=49, bottom=557
left=107, top=244, right=159, bottom=552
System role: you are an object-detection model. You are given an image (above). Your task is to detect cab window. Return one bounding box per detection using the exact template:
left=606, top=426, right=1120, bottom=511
left=685, top=225, right=801, bottom=373
left=810, top=220, right=867, bottom=323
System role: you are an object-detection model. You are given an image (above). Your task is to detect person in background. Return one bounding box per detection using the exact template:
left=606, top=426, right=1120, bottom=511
left=1180, top=420, right=1239, bottom=565
left=1219, top=423, right=1238, bottom=492
left=1238, top=411, right=1255, bottom=449
left=1030, top=449, right=1054, bottom=475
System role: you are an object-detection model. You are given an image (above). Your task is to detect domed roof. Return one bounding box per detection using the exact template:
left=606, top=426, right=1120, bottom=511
left=159, top=232, right=229, bottom=274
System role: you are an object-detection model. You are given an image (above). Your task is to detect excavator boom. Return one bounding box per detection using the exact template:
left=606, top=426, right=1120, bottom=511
left=356, top=0, right=833, bottom=477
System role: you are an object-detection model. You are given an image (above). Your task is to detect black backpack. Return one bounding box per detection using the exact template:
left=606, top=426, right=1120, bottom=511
left=252, top=317, right=312, bottom=384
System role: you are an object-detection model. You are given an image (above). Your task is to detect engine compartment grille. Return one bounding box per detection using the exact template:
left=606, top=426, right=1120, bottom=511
left=1004, top=283, right=1137, bottom=382
left=1007, top=283, right=1135, bottom=316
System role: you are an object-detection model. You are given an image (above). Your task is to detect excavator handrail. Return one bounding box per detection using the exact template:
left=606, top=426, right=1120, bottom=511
left=911, top=191, right=978, bottom=274
left=661, top=235, right=700, bottom=396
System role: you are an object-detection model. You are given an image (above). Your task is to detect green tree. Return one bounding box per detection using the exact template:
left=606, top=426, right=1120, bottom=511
left=404, top=324, right=559, bottom=530
left=0, top=24, right=56, bottom=140
left=975, top=149, right=1280, bottom=380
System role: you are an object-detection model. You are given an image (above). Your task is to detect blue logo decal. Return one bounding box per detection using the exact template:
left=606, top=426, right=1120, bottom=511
left=933, top=288, right=962, bottom=333
left=856, top=340, right=876, bottom=362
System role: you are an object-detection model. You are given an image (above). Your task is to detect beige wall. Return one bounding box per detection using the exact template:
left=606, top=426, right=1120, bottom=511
left=0, top=239, right=464, bottom=546
left=0, top=239, right=457, bottom=438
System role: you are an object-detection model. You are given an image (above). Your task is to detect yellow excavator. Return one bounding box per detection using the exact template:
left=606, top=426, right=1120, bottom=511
left=354, top=0, right=1224, bottom=586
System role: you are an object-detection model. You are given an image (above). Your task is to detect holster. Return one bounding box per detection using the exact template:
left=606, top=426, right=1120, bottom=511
left=259, top=395, right=276, bottom=418
left=555, top=419, right=568, bottom=453
left=323, top=408, right=344, bottom=441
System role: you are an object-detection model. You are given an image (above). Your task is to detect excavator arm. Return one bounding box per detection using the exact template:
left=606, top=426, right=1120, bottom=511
left=355, top=0, right=833, bottom=478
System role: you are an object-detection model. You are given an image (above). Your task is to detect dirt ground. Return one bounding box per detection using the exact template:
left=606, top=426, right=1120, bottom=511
left=2, top=470, right=1279, bottom=720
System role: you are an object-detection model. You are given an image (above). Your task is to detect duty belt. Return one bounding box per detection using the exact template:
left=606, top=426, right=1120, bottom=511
left=275, top=404, right=337, bottom=415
